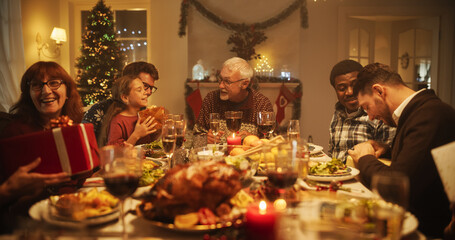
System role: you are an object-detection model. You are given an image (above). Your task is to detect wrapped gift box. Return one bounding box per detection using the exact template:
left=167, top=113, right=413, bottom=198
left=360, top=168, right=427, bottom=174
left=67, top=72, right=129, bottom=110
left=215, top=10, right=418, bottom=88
left=0, top=123, right=99, bottom=179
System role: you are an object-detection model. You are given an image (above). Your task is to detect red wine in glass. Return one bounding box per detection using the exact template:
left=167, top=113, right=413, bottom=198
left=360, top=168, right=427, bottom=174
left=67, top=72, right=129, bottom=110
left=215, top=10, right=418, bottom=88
left=175, top=134, right=184, bottom=149
left=104, top=174, right=140, bottom=200
left=226, top=117, right=241, bottom=132
left=258, top=123, right=274, bottom=138
left=267, top=171, right=298, bottom=189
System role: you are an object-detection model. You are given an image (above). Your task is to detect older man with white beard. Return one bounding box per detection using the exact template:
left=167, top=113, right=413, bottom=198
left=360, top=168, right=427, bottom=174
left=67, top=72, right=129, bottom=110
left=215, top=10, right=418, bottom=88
left=193, top=57, right=273, bottom=146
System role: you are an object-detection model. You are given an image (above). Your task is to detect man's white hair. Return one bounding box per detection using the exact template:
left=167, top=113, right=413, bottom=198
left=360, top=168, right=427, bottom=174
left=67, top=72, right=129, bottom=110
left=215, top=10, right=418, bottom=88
left=222, top=57, right=254, bottom=79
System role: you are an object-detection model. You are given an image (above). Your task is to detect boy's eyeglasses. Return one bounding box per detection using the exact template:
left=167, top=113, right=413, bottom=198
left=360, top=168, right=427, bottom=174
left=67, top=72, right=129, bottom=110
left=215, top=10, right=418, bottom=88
left=143, top=82, right=158, bottom=93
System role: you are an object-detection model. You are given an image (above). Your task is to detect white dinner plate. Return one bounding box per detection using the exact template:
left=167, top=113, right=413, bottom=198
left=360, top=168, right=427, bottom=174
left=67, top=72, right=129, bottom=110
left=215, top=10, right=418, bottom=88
left=29, top=199, right=119, bottom=228
left=310, top=154, right=332, bottom=162
left=402, top=212, right=419, bottom=236
left=309, top=144, right=323, bottom=155
left=307, top=167, right=360, bottom=182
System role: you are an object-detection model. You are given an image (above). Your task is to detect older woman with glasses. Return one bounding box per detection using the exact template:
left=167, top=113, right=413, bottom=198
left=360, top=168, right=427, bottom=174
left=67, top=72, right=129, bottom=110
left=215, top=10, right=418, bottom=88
left=1, top=61, right=83, bottom=137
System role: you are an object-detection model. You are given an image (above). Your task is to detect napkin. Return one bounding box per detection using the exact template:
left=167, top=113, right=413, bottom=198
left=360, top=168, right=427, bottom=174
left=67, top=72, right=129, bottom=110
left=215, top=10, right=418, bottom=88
left=431, top=141, right=455, bottom=202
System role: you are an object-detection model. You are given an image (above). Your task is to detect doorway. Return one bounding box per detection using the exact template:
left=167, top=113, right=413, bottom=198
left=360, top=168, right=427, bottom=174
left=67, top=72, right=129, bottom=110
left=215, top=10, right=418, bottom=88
left=345, top=16, right=439, bottom=92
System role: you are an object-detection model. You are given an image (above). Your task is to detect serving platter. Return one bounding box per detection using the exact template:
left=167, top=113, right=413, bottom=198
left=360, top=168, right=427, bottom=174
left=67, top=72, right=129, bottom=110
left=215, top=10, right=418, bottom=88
left=136, top=204, right=242, bottom=233
left=143, top=218, right=243, bottom=233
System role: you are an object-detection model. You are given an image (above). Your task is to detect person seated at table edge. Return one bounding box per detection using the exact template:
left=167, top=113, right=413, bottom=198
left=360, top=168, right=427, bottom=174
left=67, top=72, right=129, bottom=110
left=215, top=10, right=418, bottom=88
left=0, top=61, right=82, bottom=231
left=192, top=57, right=273, bottom=147
left=328, top=59, right=395, bottom=162
left=348, top=62, right=455, bottom=238
left=82, top=61, right=159, bottom=144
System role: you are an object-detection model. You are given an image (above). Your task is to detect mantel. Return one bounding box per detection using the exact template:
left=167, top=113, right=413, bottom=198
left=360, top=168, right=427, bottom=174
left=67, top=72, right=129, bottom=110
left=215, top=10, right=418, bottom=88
left=187, top=82, right=300, bottom=89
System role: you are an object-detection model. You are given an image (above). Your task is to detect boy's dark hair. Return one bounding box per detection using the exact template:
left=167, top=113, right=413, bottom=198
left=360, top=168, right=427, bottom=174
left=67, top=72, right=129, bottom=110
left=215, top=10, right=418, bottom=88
left=122, top=61, right=159, bottom=80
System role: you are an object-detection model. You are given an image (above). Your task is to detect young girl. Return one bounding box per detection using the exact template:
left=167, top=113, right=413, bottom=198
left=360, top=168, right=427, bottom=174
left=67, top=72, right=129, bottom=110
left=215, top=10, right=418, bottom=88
left=99, top=75, right=156, bottom=146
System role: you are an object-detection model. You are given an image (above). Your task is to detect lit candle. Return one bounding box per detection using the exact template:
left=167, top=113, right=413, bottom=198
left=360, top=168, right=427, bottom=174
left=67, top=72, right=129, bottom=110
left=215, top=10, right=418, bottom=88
left=227, top=133, right=241, bottom=146
left=227, top=133, right=242, bottom=153
left=246, top=200, right=277, bottom=240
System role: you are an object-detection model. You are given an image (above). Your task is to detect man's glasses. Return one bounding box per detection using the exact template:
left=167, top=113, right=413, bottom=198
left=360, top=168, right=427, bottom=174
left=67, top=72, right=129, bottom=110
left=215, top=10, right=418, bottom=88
left=143, top=82, right=158, bottom=93
left=217, top=75, right=247, bottom=86
left=29, top=79, right=64, bottom=91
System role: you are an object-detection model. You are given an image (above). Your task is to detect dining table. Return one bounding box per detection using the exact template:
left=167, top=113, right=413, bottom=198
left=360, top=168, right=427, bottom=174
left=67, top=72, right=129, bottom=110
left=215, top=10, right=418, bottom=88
left=0, top=143, right=427, bottom=240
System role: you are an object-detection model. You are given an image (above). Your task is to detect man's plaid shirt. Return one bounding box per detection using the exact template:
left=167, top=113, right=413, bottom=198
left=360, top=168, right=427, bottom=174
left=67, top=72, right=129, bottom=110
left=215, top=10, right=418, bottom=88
left=328, top=102, right=396, bottom=161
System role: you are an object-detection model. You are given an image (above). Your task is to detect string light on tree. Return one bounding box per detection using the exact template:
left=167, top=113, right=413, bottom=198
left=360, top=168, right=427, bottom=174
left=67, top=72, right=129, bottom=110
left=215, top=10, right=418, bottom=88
left=75, top=0, right=125, bottom=106
left=254, top=56, right=274, bottom=77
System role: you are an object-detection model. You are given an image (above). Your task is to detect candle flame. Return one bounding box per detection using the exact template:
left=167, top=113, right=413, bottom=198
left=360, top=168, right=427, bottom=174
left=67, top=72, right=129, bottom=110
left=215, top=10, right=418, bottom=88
left=232, top=132, right=236, bottom=138
left=259, top=200, right=267, bottom=214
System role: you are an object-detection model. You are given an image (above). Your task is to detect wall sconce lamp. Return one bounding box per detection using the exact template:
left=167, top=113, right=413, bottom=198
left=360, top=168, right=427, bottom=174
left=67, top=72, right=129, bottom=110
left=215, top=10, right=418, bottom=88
left=36, top=27, right=67, bottom=59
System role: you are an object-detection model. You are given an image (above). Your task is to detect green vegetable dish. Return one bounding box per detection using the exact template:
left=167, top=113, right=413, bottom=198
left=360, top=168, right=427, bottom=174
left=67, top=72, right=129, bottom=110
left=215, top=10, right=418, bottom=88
left=139, top=160, right=165, bottom=186
left=309, top=158, right=350, bottom=176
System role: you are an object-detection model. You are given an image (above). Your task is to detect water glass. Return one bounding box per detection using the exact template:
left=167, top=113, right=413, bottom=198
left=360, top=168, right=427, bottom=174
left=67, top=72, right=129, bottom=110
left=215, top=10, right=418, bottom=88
left=287, top=120, right=300, bottom=142
left=162, top=121, right=176, bottom=168
left=209, top=113, right=220, bottom=144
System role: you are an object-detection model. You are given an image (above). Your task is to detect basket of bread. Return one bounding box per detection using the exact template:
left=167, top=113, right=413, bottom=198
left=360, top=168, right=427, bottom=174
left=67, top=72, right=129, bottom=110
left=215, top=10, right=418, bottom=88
left=138, top=105, right=167, bottom=132
left=224, top=135, right=285, bottom=177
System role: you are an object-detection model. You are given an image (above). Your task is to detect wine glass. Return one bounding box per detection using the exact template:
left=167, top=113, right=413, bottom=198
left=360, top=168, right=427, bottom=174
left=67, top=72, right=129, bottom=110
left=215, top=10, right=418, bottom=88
left=225, top=111, right=243, bottom=135
left=257, top=111, right=275, bottom=139
left=287, top=120, right=300, bottom=142
left=266, top=141, right=300, bottom=208
left=372, top=171, right=409, bottom=209
left=173, top=115, right=186, bottom=150
left=171, top=113, right=184, bottom=122
left=162, top=121, right=176, bottom=168
left=100, top=145, right=143, bottom=240
left=209, top=113, right=220, bottom=145
left=371, top=172, right=409, bottom=240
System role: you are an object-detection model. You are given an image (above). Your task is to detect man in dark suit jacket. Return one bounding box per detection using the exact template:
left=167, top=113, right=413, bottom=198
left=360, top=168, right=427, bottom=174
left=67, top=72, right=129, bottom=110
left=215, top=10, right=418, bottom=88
left=348, top=63, right=455, bottom=238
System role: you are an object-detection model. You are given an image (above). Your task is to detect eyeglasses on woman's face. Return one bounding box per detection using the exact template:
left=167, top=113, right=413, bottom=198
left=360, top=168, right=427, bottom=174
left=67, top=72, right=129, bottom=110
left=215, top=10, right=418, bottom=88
left=29, top=79, right=64, bottom=91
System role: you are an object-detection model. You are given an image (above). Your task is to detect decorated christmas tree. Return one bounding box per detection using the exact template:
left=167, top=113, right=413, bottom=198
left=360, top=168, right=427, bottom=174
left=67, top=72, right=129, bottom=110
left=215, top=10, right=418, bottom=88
left=76, top=0, right=125, bottom=106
